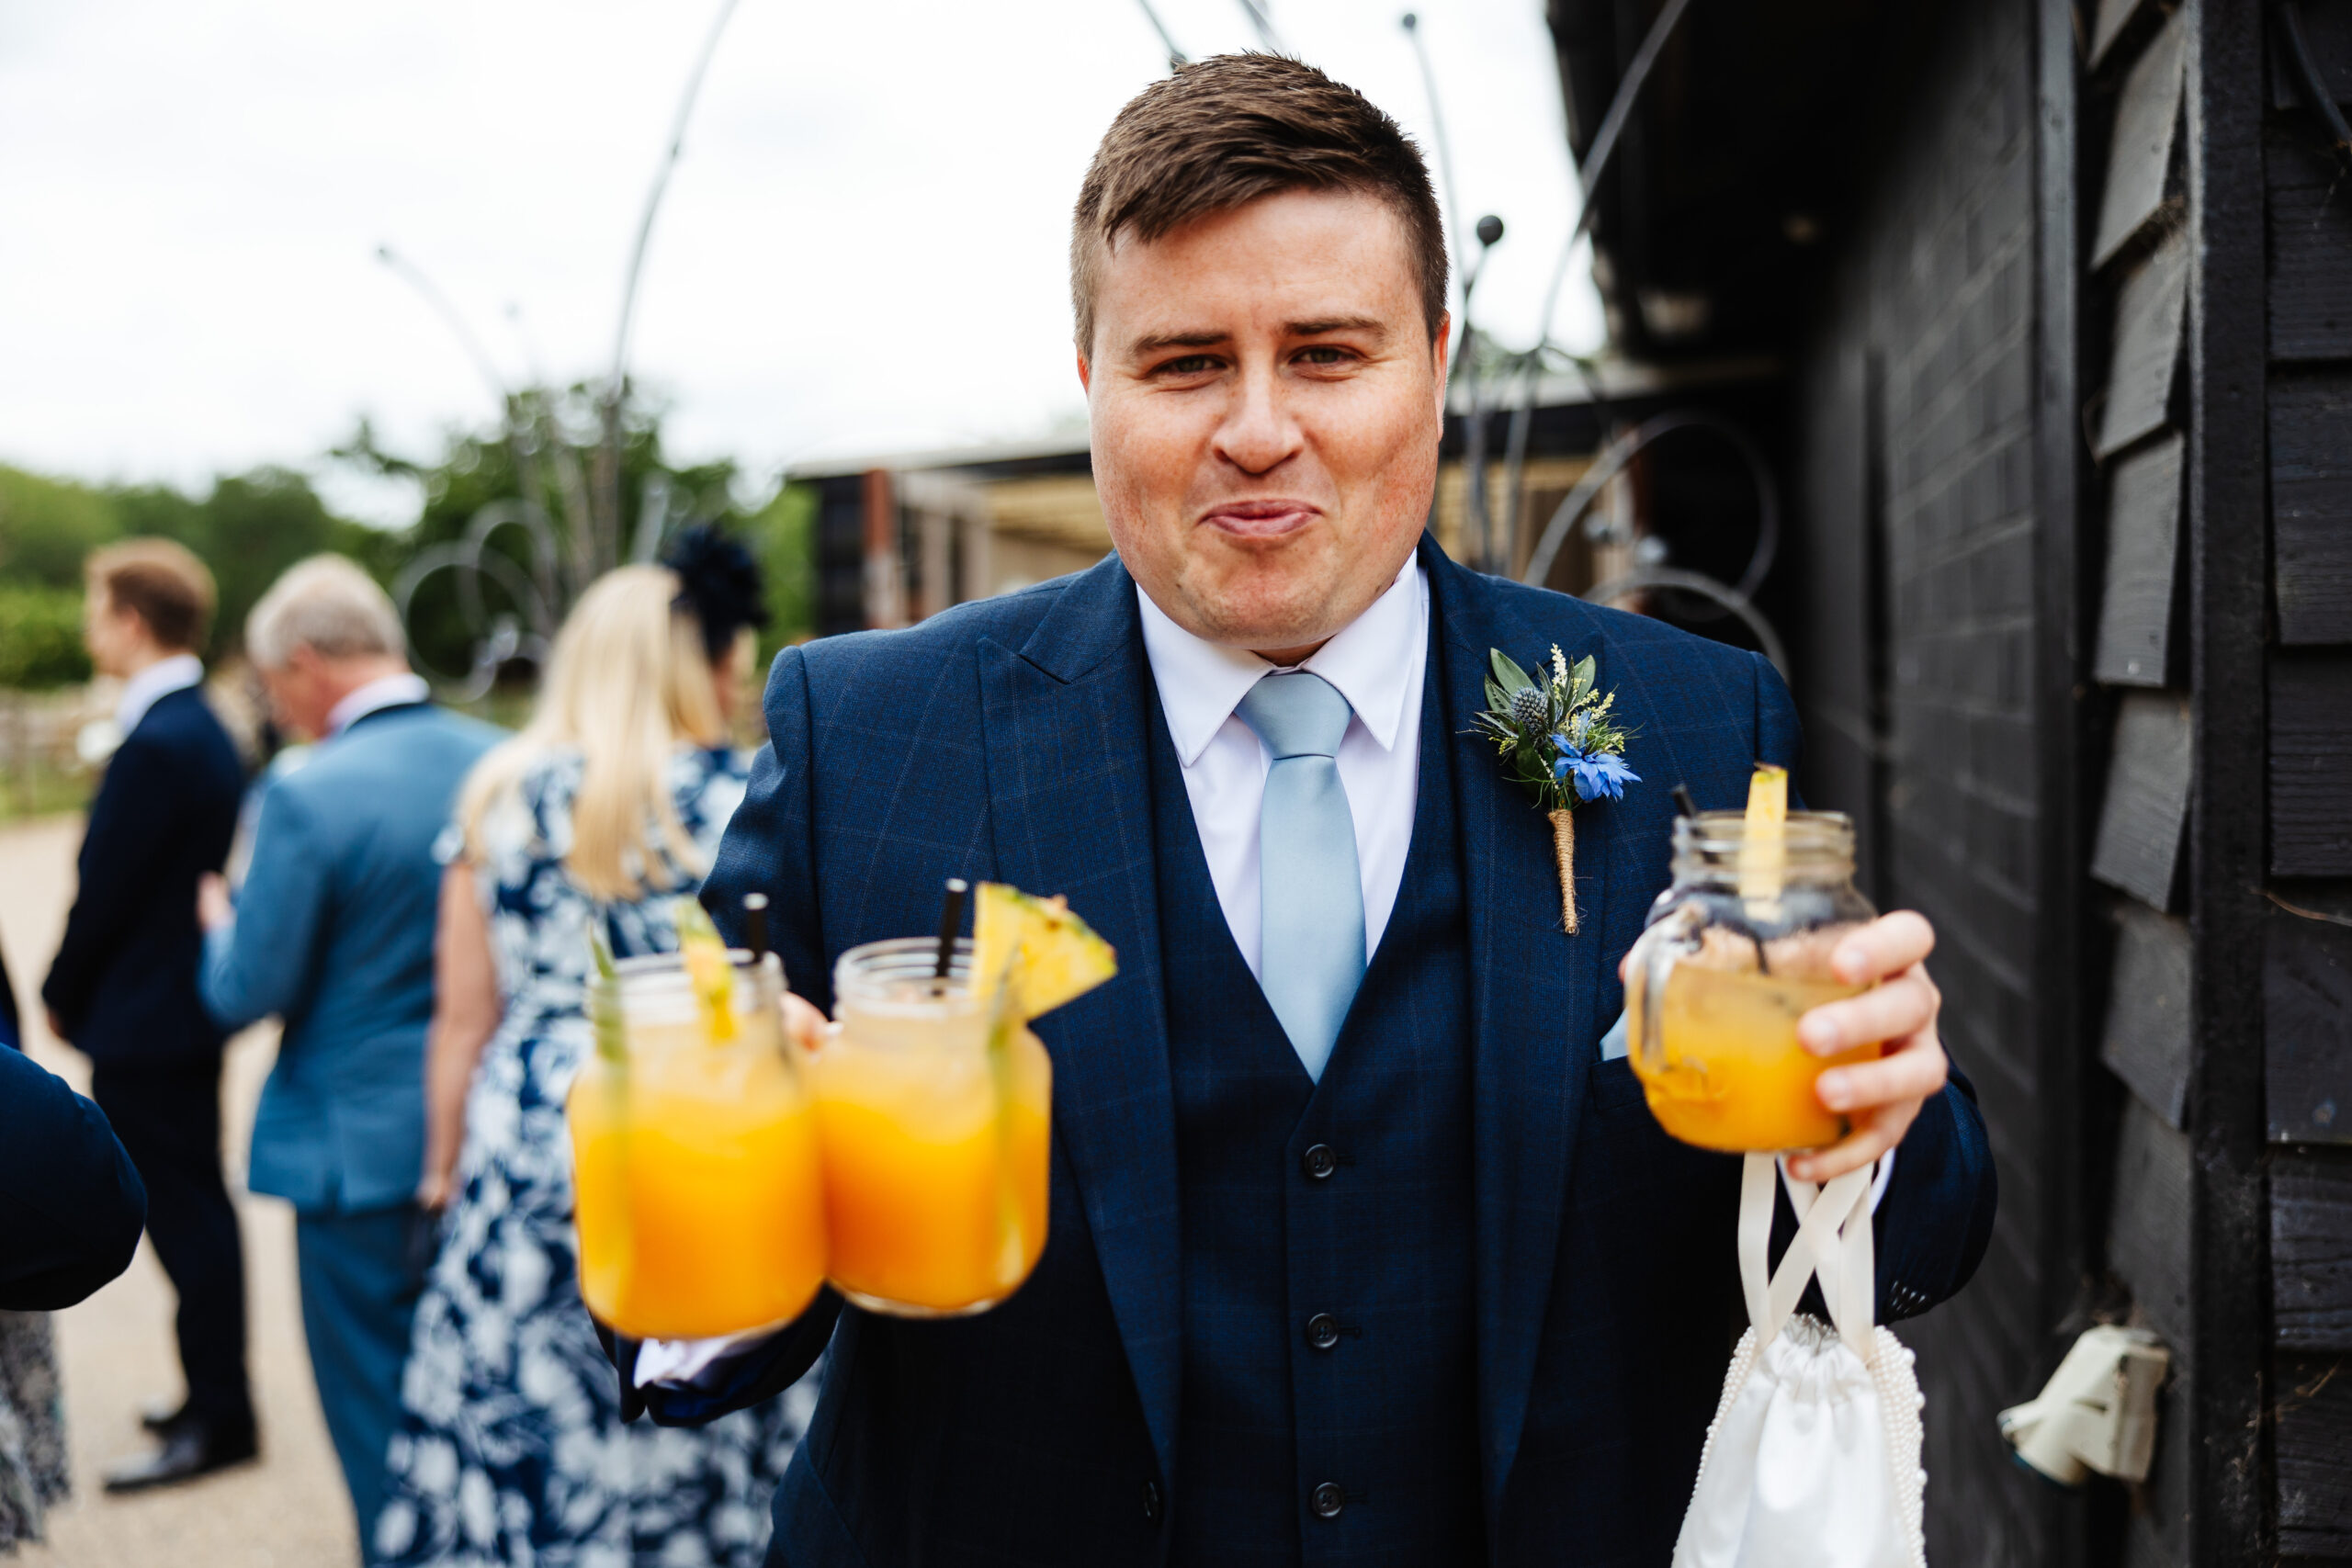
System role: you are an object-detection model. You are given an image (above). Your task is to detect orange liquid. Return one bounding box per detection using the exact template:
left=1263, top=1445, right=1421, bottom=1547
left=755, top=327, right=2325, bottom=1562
left=810, top=1012, right=1051, bottom=1315
left=570, top=1018, right=829, bottom=1338
left=1628, top=964, right=1882, bottom=1152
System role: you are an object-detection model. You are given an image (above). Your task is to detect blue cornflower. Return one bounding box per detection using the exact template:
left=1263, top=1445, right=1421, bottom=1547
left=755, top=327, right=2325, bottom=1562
left=1553, top=747, right=1641, bottom=802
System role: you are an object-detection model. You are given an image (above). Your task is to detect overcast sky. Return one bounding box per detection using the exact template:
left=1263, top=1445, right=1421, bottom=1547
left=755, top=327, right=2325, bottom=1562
left=0, top=0, right=1602, bottom=525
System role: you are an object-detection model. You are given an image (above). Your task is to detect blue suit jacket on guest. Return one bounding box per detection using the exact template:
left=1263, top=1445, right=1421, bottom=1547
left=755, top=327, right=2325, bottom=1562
left=43, top=685, right=243, bottom=1066
left=200, top=703, right=502, bottom=1216
left=636, top=539, right=1996, bottom=1565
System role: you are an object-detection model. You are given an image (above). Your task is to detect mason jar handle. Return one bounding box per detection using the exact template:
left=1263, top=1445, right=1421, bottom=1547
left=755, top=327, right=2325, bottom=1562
left=1628, top=901, right=1705, bottom=1076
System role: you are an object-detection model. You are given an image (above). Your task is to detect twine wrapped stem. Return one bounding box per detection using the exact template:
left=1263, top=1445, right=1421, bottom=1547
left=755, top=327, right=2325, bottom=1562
left=1549, top=807, right=1578, bottom=933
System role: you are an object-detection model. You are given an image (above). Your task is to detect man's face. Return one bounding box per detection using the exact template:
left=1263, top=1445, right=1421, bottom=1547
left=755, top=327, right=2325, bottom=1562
left=82, top=588, right=143, bottom=679
left=1081, top=188, right=1448, bottom=660
left=258, top=649, right=334, bottom=741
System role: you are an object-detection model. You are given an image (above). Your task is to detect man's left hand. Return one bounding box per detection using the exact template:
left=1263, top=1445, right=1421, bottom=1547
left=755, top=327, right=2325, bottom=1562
left=196, top=872, right=233, bottom=933
left=1785, top=910, right=1948, bottom=1184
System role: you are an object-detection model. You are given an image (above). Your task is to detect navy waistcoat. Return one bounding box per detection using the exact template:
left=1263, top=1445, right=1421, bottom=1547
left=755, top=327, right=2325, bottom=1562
left=1148, top=642, right=1483, bottom=1567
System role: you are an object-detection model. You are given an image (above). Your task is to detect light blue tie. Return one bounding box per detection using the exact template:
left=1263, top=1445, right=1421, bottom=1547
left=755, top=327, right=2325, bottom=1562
left=1237, top=671, right=1365, bottom=1082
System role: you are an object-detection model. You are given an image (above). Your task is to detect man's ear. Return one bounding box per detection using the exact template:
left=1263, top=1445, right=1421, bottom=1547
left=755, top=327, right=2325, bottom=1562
left=1076, top=351, right=1092, bottom=393
left=1430, top=310, right=1453, bottom=415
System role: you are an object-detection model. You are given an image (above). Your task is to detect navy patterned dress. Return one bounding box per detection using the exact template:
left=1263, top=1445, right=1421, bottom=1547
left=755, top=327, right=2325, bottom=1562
left=373, top=745, right=811, bottom=1568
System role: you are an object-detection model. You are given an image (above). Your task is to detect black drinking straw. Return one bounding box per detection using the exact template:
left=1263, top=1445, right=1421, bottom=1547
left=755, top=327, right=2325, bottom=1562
left=934, top=879, right=969, bottom=984
left=742, top=893, right=770, bottom=962
left=1672, top=783, right=1701, bottom=820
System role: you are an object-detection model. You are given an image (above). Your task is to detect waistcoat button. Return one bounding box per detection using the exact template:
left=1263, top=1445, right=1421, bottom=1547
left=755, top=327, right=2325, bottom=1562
left=1306, top=1313, right=1340, bottom=1350
left=1310, top=1481, right=1346, bottom=1519
left=1143, top=1480, right=1162, bottom=1525
left=1302, top=1144, right=1338, bottom=1179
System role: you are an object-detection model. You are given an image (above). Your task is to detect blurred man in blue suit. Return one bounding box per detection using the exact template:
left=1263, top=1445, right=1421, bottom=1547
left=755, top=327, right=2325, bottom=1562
left=618, top=56, right=1996, bottom=1567
left=43, top=538, right=254, bottom=1491
left=198, top=556, right=499, bottom=1550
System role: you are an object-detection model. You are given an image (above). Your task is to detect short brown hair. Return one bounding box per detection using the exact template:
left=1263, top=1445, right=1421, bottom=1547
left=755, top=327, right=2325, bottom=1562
left=1070, top=54, right=1448, bottom=355
left=86, top=538, right=216, bottom=653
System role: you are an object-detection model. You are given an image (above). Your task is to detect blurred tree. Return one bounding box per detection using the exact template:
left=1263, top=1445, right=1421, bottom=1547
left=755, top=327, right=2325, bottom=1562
left=0, top=584, right=91, bottom=688
left=338, top=387, right=808, bottom=691
left=0, top=466, right=120, bottom=588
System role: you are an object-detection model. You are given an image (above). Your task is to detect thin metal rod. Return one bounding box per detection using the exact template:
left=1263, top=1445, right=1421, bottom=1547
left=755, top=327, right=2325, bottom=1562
left=1235, top=0, right=1286, bottom=53
left=375, top=244, right=512, bottom=410
left=1533, top=0, right=1697, bottom=349
left=1401, top=12, right=1472, bottom=363
left=1133, top=0, right=1187, bottom=67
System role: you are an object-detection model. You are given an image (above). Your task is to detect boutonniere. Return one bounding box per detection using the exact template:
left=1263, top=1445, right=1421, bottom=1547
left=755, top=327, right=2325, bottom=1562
left=1471, top=646, right=1639, bottom=933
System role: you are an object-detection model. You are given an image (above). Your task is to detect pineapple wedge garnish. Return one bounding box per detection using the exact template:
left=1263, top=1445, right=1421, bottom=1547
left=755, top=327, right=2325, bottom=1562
left=971, top=882, right=1117, bottom=1021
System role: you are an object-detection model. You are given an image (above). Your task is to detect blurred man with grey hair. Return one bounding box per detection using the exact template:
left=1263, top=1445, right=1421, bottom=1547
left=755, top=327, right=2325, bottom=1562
left=198, top=555, right=499, bottom=1554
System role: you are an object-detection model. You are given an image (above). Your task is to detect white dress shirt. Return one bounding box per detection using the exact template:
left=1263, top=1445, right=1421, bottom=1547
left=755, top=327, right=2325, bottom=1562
left=114, top=652, right=205, bottom=735
left=1136, top=555, right=1427, bottom=976
left=325, top=671, right=431, bottom=738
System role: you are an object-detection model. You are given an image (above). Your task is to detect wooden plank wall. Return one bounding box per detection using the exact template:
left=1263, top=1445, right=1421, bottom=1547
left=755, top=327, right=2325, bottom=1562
left=2260, top=11, right=2352, bottom=1560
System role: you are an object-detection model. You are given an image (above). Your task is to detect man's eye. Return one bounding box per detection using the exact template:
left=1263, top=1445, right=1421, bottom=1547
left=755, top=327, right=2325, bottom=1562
left=1159, top=355, right=1218, bottom=376
left=1295, top=346, right=1352, bottom=366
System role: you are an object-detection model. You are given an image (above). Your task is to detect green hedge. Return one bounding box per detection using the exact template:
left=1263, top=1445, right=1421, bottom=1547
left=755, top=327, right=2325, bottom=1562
left=0, top=583, right=90, bottom=689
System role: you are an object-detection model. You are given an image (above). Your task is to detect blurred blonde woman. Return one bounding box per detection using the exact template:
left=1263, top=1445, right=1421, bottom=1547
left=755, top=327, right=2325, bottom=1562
left=374, top=533, right=808, bottom=1567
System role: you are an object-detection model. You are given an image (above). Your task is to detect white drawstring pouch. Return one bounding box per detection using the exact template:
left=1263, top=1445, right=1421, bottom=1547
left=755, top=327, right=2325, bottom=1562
left=1672, top=1156, right=1928, bottom=1568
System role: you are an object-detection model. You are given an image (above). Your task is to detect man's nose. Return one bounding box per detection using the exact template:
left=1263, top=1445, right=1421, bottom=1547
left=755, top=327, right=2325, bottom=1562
left=1212, top=362, right=1304, bottom=477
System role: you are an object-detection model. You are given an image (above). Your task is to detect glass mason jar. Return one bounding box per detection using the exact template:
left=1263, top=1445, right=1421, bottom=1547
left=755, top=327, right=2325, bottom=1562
left=809, top=937, right=1052, bottom=1318
left=1624, top=810, right=1884, bottom=1152
left=571, top=950, right=828, bottom=1338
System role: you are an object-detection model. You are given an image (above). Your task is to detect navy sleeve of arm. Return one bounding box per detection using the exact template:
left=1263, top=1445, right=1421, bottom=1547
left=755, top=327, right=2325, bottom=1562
left=703, top=645, right=829, bottom=1013
left=43, top=741, right=175, bottom=1030
left=1871, top=1067, right=1997, bottom=1319
left=0, top=1046, right=148, bottom=1310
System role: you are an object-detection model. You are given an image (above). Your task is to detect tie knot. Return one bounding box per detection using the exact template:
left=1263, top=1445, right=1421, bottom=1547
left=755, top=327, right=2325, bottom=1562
left=1238, top=671, right=1352, bottom=760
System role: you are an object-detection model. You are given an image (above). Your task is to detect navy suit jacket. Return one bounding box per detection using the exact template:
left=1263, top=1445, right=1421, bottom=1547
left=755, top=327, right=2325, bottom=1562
left=0, top=1041, right=148, bottom=1310
left=44, top=684, right=243, bottom=1066
left=636, top=539, right=1996, bottom=1564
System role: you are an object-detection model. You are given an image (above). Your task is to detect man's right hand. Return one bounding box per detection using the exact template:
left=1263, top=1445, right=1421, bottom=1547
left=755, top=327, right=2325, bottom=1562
left=780, top=991, right=829, bottom=1053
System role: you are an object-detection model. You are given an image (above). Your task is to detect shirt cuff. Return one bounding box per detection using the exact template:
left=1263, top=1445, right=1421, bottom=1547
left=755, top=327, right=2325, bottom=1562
left=1868, top=1147, right=1895, bottom=1213
left=632, top=1327, right=783, bottom=1390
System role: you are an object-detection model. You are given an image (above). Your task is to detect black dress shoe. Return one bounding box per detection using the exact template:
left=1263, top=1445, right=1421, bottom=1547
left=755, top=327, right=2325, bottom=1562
left=139, top=1399, right=189, bottom=1434
left=102, top=1420, right=259, bottom=1493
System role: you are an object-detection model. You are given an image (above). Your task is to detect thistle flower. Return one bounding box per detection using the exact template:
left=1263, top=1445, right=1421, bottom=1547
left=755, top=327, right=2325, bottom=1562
left=1508, top=685, right=1550, bottom=731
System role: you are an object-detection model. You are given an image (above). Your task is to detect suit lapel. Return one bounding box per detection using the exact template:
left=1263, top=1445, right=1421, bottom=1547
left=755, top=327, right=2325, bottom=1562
left=978, top=556, right=1184, bottom=1486
left=1425, top=540, right=1613, bottom=1523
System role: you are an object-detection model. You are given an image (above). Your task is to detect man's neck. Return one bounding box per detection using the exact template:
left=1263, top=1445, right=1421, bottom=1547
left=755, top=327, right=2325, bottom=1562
left=318, top=658, right=413, bottom=715
left=108, top=642, right=179, bottom=682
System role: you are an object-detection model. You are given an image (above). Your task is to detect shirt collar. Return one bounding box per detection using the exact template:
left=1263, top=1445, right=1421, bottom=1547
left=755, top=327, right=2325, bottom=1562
left=1136, top=555, right=1427, bottom=767
left=325, top=672, right=431, bottom=739
left=115, top=653, right=205, bottom=734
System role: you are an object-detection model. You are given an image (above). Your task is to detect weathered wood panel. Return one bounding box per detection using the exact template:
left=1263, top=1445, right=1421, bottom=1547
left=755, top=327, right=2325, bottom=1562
left=2093, top=433, right=2185, bottom=685
left=2277, top=1352, right=2352, bottom=1558
left=2267, top=129, right=2352, bottom=362
left=2092, top=691, right=2193, bottom=909
left=2275, top=1154, right=2352, bottom=1350
left=2097, top=229, right=2188, bottom=457
left=2109, top=1095, right=2193, bottom=1347
left=2093, top=9, right=2184, bottom=266
left=2271, top=905, right=2352, bottom=1145
left=2267, top=371, right=2352, bottom=644
left=2102, top=900, right=2192, bottom=1127
left=2272, top=650, right=2352, bottom=876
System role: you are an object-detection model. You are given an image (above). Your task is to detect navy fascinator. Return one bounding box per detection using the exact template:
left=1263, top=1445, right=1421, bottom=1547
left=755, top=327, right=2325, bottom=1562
left=662, top=524, right=769, bottom=661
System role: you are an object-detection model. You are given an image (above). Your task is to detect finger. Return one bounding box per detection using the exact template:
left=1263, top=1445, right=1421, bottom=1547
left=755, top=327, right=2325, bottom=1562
left=1786, top=1103, right=1910, bottom=1182
left=780, top=992, right=831, bottom=1052
left=1815, top=1032, right=1949, bottom=1114
left=1832, top=910, right=1935, bottom=986
left=1797, top=971, right=1937, bottom=1055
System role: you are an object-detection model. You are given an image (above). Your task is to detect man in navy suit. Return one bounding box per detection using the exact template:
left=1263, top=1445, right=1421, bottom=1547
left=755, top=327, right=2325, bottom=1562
left=621, top=57, right=1996, bottom=1564
left=43, top=538, right=254, bottom=1490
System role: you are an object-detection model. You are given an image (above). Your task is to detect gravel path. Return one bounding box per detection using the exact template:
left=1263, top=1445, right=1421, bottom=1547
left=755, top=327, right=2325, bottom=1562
left=3, top=815, right=360, bottom=1567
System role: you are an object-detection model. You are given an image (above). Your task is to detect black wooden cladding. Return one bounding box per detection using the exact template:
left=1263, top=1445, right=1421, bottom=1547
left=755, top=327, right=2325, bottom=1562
left=2270, top=907, right=2352, bottom=1145
left=2097, top=229, right=2188, bottom=458
left=2109, top=1095, right=2193, bottom=1347
left=2276, top=1351, right=2352, bottom=1558
left=2102, top=900, right=2192, bottom=1127
left=2091, top=9, right=2184, bottom=267
left=2091, top=691, right=2192, bottom=908
left=2274, top=1154, right=2352, bottom=1349
left=2093, top=433, right=2184, bottom=685
left=2267, top=370, right=2352, bottom=644
left=2267, top=129, right=2352, bottom=364
left=2271, top=650, right=2352, bottom=876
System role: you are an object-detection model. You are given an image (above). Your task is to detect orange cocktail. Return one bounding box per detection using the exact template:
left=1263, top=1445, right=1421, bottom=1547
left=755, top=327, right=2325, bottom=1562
left=1627, top=958, right=1880, bottom=1152
left=811, top=939, right=1051, bottom=1317
left=571, top=952, right=828, bottom=1338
